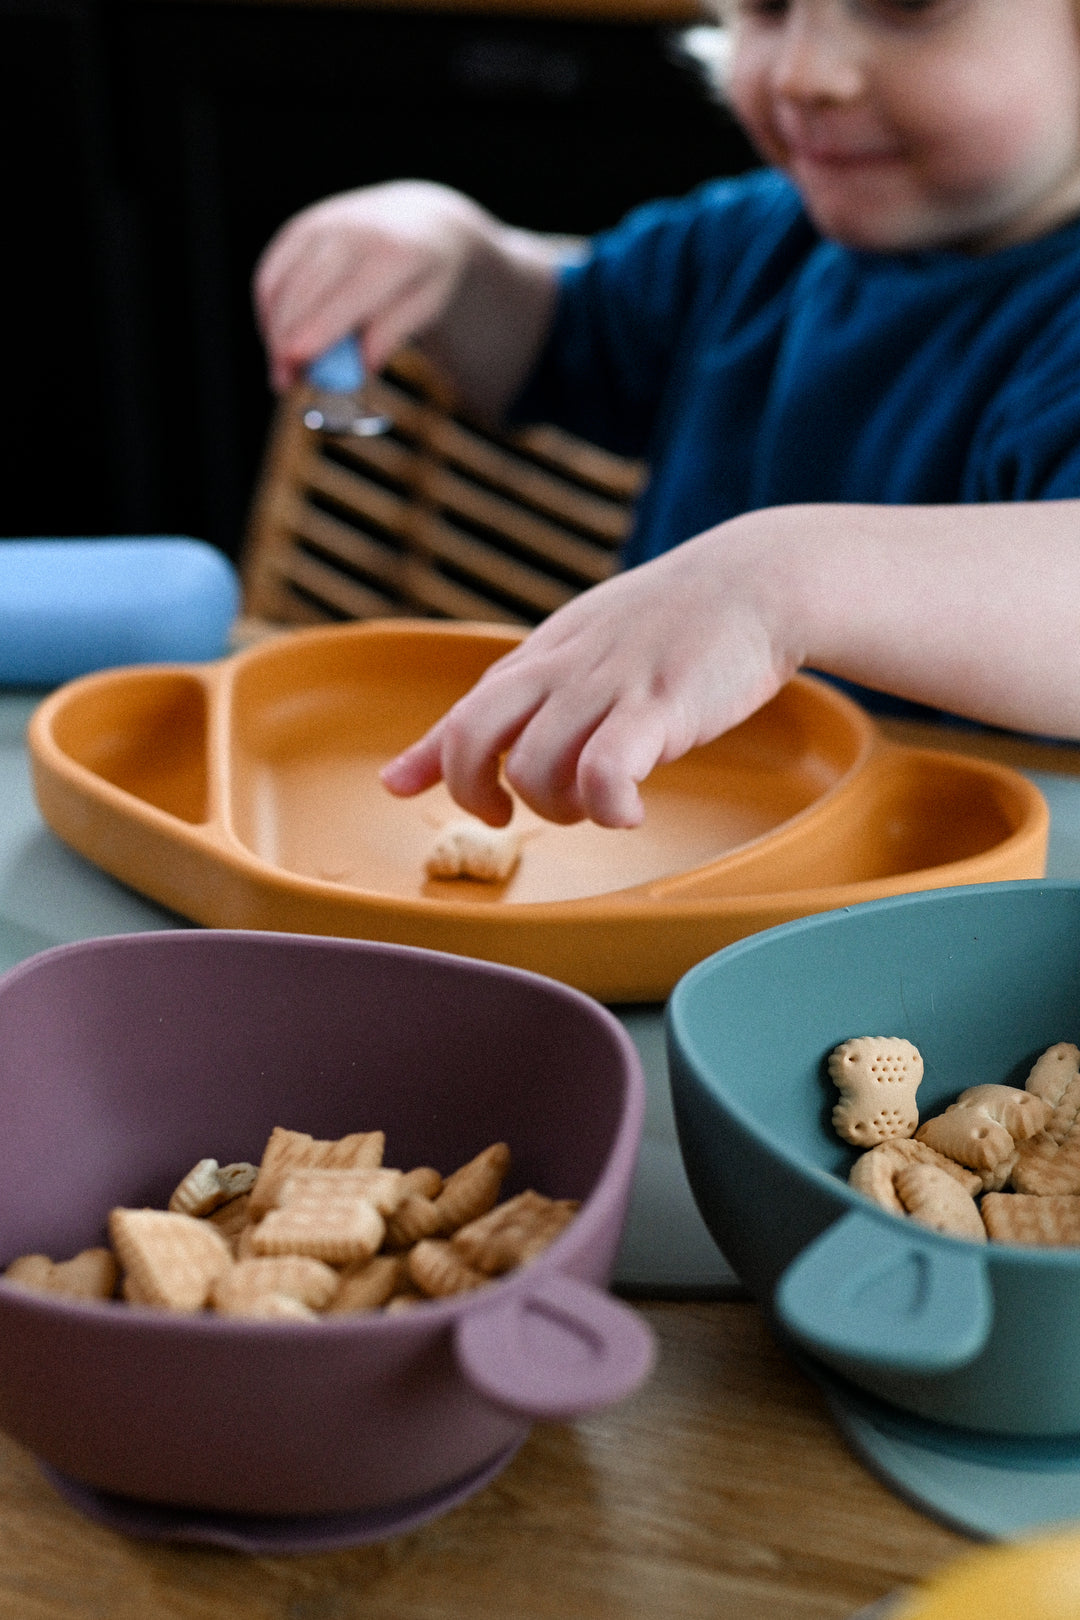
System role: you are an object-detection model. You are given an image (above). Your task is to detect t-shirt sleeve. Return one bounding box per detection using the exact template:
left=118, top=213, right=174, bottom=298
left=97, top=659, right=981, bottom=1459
left=509, top=171, right=798, bottom=460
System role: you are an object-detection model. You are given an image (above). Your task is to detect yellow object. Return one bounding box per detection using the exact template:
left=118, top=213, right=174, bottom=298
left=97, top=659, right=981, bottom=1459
left=895, top=1529, right=1080, bottom=1619
left=27, top=619, right=1048, bottom=1002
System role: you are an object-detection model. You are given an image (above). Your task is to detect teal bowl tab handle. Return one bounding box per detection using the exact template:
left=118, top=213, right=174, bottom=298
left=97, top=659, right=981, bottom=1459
left=775, top=1209, right=993, bottom=1376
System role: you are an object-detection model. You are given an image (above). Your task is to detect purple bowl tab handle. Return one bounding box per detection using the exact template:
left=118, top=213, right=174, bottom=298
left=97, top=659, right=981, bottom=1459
left=455, top=1274, right=656, bottom=1420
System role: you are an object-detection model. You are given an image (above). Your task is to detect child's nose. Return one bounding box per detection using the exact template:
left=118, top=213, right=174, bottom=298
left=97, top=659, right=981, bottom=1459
left=771, top=7, right=865, bottom=104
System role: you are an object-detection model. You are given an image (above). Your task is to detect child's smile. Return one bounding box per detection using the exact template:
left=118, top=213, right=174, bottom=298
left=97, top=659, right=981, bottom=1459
left=724, top=0, right=1080, bottom=253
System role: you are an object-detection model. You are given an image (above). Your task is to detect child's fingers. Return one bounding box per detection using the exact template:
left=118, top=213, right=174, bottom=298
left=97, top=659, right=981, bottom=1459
left=379, top=732, right=446, bottom=798
left=380, top=712, right=517, bottom=828
left=572, top=705, right=671, bottom=828
left=360, top=268, right=454, bottom=375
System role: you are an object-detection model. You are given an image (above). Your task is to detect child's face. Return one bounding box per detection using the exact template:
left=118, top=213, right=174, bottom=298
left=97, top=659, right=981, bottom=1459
left=723, top=0, right=1080, bottom=252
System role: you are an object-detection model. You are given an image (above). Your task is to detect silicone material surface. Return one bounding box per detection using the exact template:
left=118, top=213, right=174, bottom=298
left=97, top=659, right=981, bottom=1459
left=668, top=880, right=1080, bottom=1436
left=0, top=930, right=648, bottom=1519
left=26, top=620, right=1048, bottom=1001
left=0, top=538, right=239, bottom=684
left=307, top=336, right=365, bottom=392
left=775, top=1209, right=992, bottom=1376
left=809, top=1359, right=1080, bottom=1543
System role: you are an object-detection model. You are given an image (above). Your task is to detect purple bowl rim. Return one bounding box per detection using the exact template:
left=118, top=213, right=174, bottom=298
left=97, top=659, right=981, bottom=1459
left=0, top=928, right=647, bottom=1335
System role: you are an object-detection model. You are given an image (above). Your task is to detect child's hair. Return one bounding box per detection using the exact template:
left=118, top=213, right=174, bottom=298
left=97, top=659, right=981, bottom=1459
left=677, top=22, right=731, bottom=104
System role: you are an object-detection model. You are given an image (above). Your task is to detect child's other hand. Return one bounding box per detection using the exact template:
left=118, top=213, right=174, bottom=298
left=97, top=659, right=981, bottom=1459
left=253, top=181, right=494, bottom=392
left=380, top=519, right=800, bottom=829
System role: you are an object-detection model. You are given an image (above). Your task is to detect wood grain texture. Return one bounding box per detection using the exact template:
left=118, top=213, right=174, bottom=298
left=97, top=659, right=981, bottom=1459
left=0, top=1303, right=967, bottom=1620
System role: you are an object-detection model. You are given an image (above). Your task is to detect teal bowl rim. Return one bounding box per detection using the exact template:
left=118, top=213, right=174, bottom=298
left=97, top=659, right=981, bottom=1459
left=665, top=877, right=1080, bottom=1267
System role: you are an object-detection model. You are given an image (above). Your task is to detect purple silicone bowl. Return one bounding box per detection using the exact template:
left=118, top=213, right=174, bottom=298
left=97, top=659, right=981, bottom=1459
left=0, top=931, right=652, bottom=1519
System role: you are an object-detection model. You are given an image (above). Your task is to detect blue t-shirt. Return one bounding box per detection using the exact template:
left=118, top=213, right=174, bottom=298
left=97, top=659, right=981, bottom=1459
left=515, top=169, right=1080, bottom=573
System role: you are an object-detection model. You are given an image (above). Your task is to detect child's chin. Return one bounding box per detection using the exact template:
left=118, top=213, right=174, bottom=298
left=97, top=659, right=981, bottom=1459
left=805, top=201, right=949, bottom=254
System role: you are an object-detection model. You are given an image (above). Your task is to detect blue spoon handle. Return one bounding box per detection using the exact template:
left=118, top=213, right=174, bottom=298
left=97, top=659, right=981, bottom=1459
left=306, top=336, right=365, bottom=394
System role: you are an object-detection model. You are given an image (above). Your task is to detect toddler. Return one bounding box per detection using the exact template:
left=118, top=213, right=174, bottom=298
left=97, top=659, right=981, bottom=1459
left=256, top=0, right=1080, bottom=830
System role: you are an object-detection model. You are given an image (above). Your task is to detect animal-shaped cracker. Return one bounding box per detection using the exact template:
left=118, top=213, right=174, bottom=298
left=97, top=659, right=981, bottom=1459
left=828, top=1037, right=923, bottom=1146
left=1025, top=1042, right=1080, bottom=1107
left=3, top=1247, right=118, bottom=1300
left=917, top=1104, right=1018, bottom=1174
left=1011, top=1044, right=1080, bottom=1195
left=893, top=1163, right=987, bottom=1243
left=425, top=819, right=523, bottom=883
left=168, top=1158, right=257, bottom=1217
left=848, top=1137, right=981, bottom=1215
left=451, top=1190, right=580, bottom=1274
left=407, top=1239, right=488, bottom=1298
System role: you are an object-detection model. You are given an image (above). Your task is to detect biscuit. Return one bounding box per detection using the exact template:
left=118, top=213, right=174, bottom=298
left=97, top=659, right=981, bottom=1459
left=47, top=1247, right=119, bottom=1300
left=1, top=1247, right=117, bottom=1300
left=893, top=1163, right=987, bottom=1243
left=108, top=1208, right=232, bottom=1312
left=1026, top=1042, right=1080, bottom=1107
left=406, top=1239, right=489, bottom=1298
left=399, top=1166, right=443, bottom=1200
left=916, top=1104, right=1016, bottom=1173
left=451, top=1190, right=580, bottom=1274
left=425, top=819, right=522, bottom=883
left=848, top=1137, right=982, bottom=1215
left=432, top=1143, right=511, bottom=1232
left=207, top=1192, right=253, bottom=1251
left=249, top=1196, right=385, bottom=1265
left=982, top=1192, right=1080, bottom=1246
left=168, top=1159, right=258, bottom=1217
left=328, top=1255, right=404, bottom=1313
left=274, top=1166, right=406, bottom=1216
left=1012, top=1057, right=1080, bottom=1195
left=211, top=1254, right=339, bottom=1313
left=220, top=1292, right=319, bottom=1321
left=979, top=1150, right=1019, bottom=1193
left=248, top=1127, right=385, bottom=1216
left=828, top=1037, right=923, bottom=1146
left=952, top=1085, right=1049, bottom=1142
left=3, top=1254, right=55, bottom=1290
left=382, top=1193, right=446, bottom=1250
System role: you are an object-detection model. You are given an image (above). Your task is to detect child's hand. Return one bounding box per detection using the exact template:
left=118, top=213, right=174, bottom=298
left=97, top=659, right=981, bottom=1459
left=380, top=519, right=801, bottom=829
left=253, top=182, right=497, bottom=392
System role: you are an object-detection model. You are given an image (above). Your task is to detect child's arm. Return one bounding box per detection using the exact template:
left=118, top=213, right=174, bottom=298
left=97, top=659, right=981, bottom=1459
left=253, top=181, right=566, bottom=419
left=380, top=499, right=1080, bottom=828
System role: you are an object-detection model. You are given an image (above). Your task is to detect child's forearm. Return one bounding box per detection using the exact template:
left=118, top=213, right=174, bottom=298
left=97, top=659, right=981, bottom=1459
left=780, top=500, right=1080, bottom=737
left=415, top=216, right=568, bottom=422
left=382, top=497, right=1080, bottom=829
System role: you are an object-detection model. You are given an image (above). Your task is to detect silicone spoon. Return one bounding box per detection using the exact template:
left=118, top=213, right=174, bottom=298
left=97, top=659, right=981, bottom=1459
left=304, top=336, right=390, bottom=437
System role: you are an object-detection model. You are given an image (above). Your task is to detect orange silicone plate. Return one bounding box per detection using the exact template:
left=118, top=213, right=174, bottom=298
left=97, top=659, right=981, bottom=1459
left=27, top=620, right=1048, bottom=1001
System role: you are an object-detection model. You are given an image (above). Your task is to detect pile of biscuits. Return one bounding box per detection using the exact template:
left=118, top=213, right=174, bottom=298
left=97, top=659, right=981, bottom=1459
left=2, top=1126, right=579, bottom=1317
left=830, top=1037, right=1080, bottom=1245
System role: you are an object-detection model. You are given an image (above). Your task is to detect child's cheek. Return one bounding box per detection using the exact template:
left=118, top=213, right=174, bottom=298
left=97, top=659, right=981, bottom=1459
left=725, top=62, right=784, bottom=168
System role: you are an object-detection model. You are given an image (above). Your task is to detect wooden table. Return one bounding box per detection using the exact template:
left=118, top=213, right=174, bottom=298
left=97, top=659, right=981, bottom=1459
left=0, top=1301, right=969, bottom=1620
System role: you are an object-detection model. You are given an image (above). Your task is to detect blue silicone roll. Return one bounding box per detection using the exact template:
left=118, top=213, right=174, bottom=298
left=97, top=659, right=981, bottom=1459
left=0, top=537, right=240, bottom=686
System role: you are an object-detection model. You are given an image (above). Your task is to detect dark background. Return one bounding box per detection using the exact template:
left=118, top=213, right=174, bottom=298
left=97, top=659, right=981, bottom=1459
left=4, top=0, right=756, bottom=560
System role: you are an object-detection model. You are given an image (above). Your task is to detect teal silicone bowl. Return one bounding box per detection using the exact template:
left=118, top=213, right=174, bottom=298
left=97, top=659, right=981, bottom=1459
left=667, top=880, right=1080, bottom=1438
